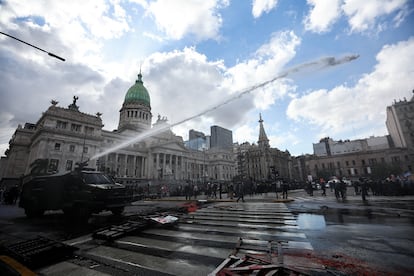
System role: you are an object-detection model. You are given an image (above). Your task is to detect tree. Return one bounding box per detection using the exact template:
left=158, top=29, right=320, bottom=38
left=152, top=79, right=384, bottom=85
left=316, top=168, right=335, bottom=181
left=370, top=163, right=403, bottom=180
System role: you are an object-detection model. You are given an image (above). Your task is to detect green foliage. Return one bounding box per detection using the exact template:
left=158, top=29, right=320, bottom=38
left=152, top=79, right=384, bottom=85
left=370, top=163, right=403, bottom=180
left=316, top=168, right=335, bottom=181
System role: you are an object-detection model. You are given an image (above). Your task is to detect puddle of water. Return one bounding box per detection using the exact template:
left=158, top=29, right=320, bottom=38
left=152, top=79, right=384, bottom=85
left=298, top=214, right=326, bottom=230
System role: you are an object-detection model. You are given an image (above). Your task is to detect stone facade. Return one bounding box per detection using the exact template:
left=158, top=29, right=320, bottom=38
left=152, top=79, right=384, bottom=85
left=386, top=95, right=414, bottom=149
left=303, top=94, right=414, bottom=182
left=304, top=147, right=412, bottom=181
left=1, top=74, right=236, bottom=188
left=235, top=114, right=293, bottom=183
left=2, top=78, right=412, bottom=186
left=313, top=136, right=391, bottom=157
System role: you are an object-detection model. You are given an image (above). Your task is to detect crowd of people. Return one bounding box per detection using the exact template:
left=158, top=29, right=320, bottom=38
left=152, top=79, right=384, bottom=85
left=307, top=174, right=414, bottom=201
left=177, top=180, right=293, bottom=201
left=0, top=185, right=20, bottom=205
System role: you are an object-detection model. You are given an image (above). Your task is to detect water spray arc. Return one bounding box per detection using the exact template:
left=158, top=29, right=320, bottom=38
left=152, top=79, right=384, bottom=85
left=91, top=54, right=359, bottom=161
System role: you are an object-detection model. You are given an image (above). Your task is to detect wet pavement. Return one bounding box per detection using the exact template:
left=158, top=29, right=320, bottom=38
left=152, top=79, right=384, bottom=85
left=0, top=189, right=413, bottom=275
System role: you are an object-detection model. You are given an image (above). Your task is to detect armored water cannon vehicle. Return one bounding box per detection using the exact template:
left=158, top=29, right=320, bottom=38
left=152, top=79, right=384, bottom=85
left=19, top=160, right=133, bottom=220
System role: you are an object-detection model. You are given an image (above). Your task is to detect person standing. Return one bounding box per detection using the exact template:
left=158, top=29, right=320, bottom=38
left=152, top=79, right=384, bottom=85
left=236, top=182, right=245, bottom=202
left=361, top=179, right=368, bottom=202
left=321, top=181, right=326, bottom=196
left=212, top=183, right=217, bottom=199
left=185, top=183, right=192, bottom=200
left=339, top=178, right=347, bottom=200
left=282, top=181, right=289, bottom=199
left=334, top=180, right=340, bottom=199
left=193, top=184, right=198, bottom=199
left=307, top=181, right=313, bottom=196
left=219, top=183, right=222, bottom=199
left=228, top=183, right=234, bottom=199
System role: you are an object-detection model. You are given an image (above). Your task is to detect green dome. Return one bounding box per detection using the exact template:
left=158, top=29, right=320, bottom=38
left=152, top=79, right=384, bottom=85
left=124, top=73, right=150, bottom=106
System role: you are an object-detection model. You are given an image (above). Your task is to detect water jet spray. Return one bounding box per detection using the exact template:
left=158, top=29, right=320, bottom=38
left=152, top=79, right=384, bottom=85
left=91, top=54, right=359, bottom=161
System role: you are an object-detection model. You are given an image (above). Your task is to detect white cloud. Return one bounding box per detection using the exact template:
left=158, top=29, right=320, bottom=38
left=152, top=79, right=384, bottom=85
left=252, top=0, right=279, bottom=18
left=137, top=31, right=300, bottom=140
left=304, top=0, right=409, bottom=34
left=286, top=37, right=414, bottom=139
left=0, top=0, right=300, bottom=154
left=226, top=31, right=300, bottom=91
left=0, top=0, right=131, bottom=70
left=234, top=124, right=258, bottom=145
left=269, top=132, right=299, bottom=152
left=304, top=0, right=342, bottom=33
left=145, top=0, right=229, bottom=40
left=342, top=0, right=408, bottom=33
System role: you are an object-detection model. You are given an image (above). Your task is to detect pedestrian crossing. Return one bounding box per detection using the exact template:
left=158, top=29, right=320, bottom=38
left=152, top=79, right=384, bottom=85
left=74, top=201, right=314, bottom=275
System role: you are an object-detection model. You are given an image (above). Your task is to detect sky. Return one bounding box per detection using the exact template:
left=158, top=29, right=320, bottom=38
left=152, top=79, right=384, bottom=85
left=0, top=0, right=413, bottom=157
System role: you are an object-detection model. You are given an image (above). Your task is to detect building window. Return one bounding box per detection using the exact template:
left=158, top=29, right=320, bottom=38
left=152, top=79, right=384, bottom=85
left=361, top=159, right=365, bottom=165
left=368, top=158, right=377, bottom=165
left=56, top=120, right=67, bottom=129
left=337, top=161, right=340, bottom=168
left=391, top=156, right=400, bottom=163
left=352, top=160, right=356, bottom=165
left=85, top=126, right=94, bottom=135
left=69, top=145, right=75, bottom=152
left=83, top=146, right=88, bottom=153
left=345, top=161, right=349, bottom=166
left=54, top=143, right=61, bottom=151
left=71, top=124, right=81, bottom=132
left=49, top=159, right=59, bottom=172
left=66, top=160, right=73, bottom=171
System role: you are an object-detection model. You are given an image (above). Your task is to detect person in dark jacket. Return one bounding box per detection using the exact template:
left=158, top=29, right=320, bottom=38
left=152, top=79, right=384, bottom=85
left=282, top=181, right=289, bottom=199
left=236, top=182, right=245, bottom=202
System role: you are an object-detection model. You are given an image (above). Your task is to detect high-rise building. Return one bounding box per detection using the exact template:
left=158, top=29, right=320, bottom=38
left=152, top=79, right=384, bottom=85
left=189, top=129, right=205, bottom=140
left=185, top=129, right=208, bottom=150
left=210, top=125, right=233, bottom=150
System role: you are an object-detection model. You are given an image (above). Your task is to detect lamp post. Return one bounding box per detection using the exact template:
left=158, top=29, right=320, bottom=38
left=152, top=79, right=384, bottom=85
left=1, top=31, right=65, bottom=61
left=203, top=148, right=206, bottom=189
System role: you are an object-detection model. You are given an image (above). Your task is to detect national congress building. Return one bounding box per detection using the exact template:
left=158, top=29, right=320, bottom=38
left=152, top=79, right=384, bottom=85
left=1, top=72, right=236, bottom=188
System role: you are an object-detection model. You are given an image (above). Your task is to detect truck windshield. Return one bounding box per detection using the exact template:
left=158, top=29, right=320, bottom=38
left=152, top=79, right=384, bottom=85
left=82, top=173, right=114, bottom=184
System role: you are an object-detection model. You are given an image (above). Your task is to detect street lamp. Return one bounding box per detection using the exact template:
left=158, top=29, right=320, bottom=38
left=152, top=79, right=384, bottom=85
left=1, top=31, right=65, bottom=61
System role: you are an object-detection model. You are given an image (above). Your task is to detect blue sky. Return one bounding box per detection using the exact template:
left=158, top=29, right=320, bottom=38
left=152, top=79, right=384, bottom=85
left=0, top=0, right=413, bottom=157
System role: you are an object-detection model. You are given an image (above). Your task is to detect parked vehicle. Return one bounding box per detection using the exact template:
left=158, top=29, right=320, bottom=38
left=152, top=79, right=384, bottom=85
left=19, top=170, right=133, bottom=220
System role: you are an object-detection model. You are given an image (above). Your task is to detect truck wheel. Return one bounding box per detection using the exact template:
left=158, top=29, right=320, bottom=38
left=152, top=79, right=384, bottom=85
left=110, top=207, right=124, bottom=216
